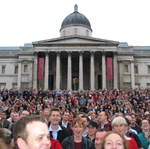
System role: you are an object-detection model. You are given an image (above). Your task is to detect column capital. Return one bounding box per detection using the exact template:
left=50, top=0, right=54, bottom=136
left=33, top=52, right=38, bottom=56
left=67, top=51, right=72, bottom=54
left=90, top=51, right=95, bottom=54
left=45, top=52, right=49, bottom=55
left=79, top=51, right=84, bottom=54
left=56, top=51, right=61, bottom=54
left=130, top=60, right=134, bottom=63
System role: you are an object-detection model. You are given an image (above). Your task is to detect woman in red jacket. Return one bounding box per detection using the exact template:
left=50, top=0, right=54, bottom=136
left=50, top=137, right=62, bottom=149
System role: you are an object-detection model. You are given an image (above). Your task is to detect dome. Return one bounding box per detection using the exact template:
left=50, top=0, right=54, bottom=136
left=60, top=5, right=92, bottom=32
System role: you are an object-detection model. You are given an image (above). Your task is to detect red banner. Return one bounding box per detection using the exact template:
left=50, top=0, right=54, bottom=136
left=106, top=57, right=113, bottom=80
left=38, top=57, right=45, bottom=80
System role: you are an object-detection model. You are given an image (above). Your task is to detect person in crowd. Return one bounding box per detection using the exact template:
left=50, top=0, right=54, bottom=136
left=0, top=110, right=10, bottom=128
left=138, top=119, right=150, bottom=149
left=80, top=114, right=90, bottom=137
left=19, top=110, right=30, bottom=118
left=60, top=110, right=71, bottom=129
left=86, top=120, right=98, bottom=143
left=13, top=115, right=51, bottom=149
left=48, top=108, right=71, bottom=143
left=88, top=111, right=97, bottom=122
left=101, top=131, right=128, bottom=149
left=97, top=111, right=111, bottom=131
left=111, top=116, right=138, bottom=149
left=42, top=108, right=50, bottom=121
left=124, top=116, right=143, bottom=149
left=7, top=111, right=15, bottom=123
left=50, top=137, right=63, bottom=149
left=95, top=130, right=107, bottom=149
left=125, top=113, right=142, bottom=134
left=62, top=117, right=95, bottom=149
left=9, top=112, right=20, bottom=132
left=60, top=110, right=73, bottom=135
left=1, top=88, right=150, bottom=147
left=0, top=128, right=13, bottom=149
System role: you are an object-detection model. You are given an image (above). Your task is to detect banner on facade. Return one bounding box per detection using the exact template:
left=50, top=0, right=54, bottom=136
left=38, top=57, right=45, bottom=80
left=106, top=57, right=113, bottom=80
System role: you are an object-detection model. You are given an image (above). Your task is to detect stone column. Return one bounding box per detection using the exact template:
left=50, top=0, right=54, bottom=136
left=33, top=54, right=38, bottom=89
left=67, top=52, right=72, bottom=90
left=113, top=54, right=118, bottom=89
left=102, top=54, right=106, bottom=89
left=131, top=61, right=135, bottom=89
left=118, top=61, right=123, bottom=88
left=44, top=53, right=49, bottom=90
left=79, top=52, right=83, bottom=90
left=90, top=52, right=95, bottom=90
left=56, top=52, right=60, bottom=90
left=17, top=61, right=22, bottom=89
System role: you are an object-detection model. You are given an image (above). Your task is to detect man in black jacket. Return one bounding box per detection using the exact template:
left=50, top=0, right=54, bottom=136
left=48, top=108, right=71, bottom=144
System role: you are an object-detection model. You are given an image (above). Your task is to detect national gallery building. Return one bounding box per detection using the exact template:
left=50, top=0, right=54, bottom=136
left=0, top=5, right=150, bottom=90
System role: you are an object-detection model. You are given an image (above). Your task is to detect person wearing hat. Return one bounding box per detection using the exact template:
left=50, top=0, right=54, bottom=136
left=86, top=120, right=98, bottom=143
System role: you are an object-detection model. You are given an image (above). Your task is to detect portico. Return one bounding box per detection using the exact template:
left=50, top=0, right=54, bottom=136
left=33, top=49, right=118, bottom=90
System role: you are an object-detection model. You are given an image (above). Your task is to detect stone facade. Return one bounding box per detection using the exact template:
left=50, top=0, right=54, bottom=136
left=0, top=5, right=150, bottom=90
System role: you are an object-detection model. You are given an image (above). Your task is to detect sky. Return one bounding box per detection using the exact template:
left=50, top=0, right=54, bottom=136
left=0, top=0, right=150, bottom=46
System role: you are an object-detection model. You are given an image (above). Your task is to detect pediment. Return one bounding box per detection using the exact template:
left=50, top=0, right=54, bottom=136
left=33, top=35, right=119, bottom=47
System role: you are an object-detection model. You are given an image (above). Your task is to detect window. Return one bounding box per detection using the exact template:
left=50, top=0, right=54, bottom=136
left=12, top=83, right=17, bottom=89
left=63, top=30, right=66, bottom=36
left=24, top=64, right=28, bottom=73
left=74, top=28, right=78, bottom=34
left=22, top=82, right=29, bottom=89
left=124, top=64, right=129, bottom=73
left=148, top=65, right=150, bottom=74
left=147, top=83, right=150, bottom=88
left=1, top=65, right=6, bottom=74
left=123, top=82, right=131, bottom=88
left=86, top=30, right=89, bottom=36
left=134, top=65, right=138, bottom=74
left=135, top=83, right=140, bottom=88
left=0, top=83, right=6, bottom=90
left=14, top=65, right=18, bottom=74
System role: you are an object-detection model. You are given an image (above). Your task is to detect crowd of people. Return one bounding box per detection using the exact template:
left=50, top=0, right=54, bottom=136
left=0, top=88, right=150, bottom=149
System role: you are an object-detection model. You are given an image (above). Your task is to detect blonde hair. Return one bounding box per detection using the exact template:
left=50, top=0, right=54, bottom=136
left=111, top=116, right=128, bottom=128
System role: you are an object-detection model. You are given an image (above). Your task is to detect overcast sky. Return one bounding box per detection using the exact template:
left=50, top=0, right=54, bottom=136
left=0, top=0, right=150, bottom=46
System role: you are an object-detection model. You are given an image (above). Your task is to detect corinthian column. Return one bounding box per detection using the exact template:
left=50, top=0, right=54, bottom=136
left=102, top=53, right=106, bottom=89
left=56, top=52, right=60, bottom=90
left=67, top=52, right=72, bottom=90
left=79, top=52, right=83, bottom=90
left=131, top=61, right=135, bottom=89
left=17, top=61, right=22, bottom=89
left=90, top=52, right=95, bottom=90
left=113, top=54, right=118, bottom=89
left=44, top=53, right=49, bottom=90
left=33, top=53, right=38, bottom=89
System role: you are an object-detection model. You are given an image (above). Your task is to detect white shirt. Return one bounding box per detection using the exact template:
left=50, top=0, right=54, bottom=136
left=48, top=125, right=62, bottom=140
